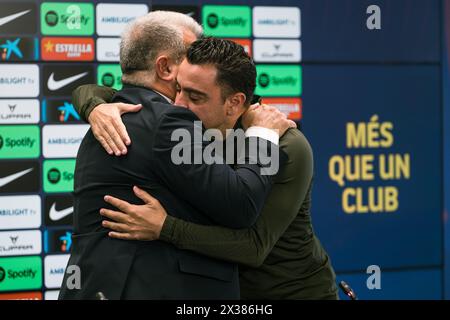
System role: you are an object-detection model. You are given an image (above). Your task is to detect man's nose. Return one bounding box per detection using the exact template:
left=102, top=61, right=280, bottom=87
left=175, top=94, right=188, bottom=108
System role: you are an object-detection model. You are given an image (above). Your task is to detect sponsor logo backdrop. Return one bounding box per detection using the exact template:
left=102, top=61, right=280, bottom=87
left=0, top=0, right=446, bottom=300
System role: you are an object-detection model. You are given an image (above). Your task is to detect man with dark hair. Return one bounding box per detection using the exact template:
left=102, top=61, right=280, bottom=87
left=72, top=37, right=338, bottom=299
left=60, top=13, right=292, bottom=300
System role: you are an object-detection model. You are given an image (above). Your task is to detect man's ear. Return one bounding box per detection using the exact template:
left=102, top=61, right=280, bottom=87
left=226, top=92, right=246, bottom=116
left=155, top=55, right=176, bottom=81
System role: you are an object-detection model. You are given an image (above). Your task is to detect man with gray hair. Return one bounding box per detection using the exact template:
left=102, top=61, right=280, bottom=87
left=59, top=11, right=292, bottom=299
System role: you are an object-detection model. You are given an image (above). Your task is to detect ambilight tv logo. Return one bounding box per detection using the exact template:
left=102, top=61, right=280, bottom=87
left=41, top=2, right=94, bottom=36
left=255, top=65, right=302, bottom=97
left=202, top=5, right=251, bottom=37
left=0, top=125, right=40, bottom=159
left=0, top=256, right=42, bottom=292
left=43, top=160, right=76, bottom=193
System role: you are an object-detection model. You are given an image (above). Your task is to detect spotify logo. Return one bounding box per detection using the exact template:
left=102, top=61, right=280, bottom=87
left=258, top=73, right=270, bottom=88
left=47, top=168, right=61, bottom=184
left=207, top=13, right=219, bottom=28
left=0, top=267, right=5, bottom=282
left=102, top=73, right=115, bottom=87
left=45, top=11, right=59, bottom=27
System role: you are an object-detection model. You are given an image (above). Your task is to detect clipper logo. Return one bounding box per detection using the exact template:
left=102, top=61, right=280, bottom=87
left=96, top=38, right=120, bottom=62
left=262, top=98, right=302, bottom=121
left=0, top=256, right=42, bottom=292
left=43, top=124, right=89, bottom=158
left=44, top=230, right=72, bottom=254
left=0, top=125, right=40, bottom=159
left=42, top=100, right=81, bottom=124
left=43, top=160, right=76, bottom=193
left=254, top=39, right=301, bottom=62
left=98, top=64, right=122, bottom=90
left=0, top=37, right=37, bottom=61
left=203, top=6, right=251, bottom=37
left=43, top=65, right=94, bottom=96
left=96, top=3, right=148, bottom=36
left=255, top=65, right=302, bottom=97
left=41, top=37, right=94, bottom=61
left=0, top=100, right=40, bottom=124
left=0, top=231, right=42, bottom=257
left=0, top=195, right=41, bottom=230
left=253, top=7, right=301, bottom=38
left=0, top=162, right=39, bottom=193
left=152, top=5, right=199, bottom=22
left=45, top=195, right=73, bottom=226
left=0, top=3, right=37, bottom=35
left=0, top=64, right=39, bottom=98
left=44, top=254, right=69, bottom=289
left=41, top=3, right=94, bottom=36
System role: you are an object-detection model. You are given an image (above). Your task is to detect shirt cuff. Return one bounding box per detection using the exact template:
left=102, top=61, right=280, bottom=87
left=245, top=126, right=279, bottom=145
left=159, top=215, right=177, bottom=243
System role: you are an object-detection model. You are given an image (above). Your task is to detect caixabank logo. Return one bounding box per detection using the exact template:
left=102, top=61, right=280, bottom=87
left=98, top=64, right=122, bottom=90
left=0, top=37, right=38, bottom=61
left=0, top=125, right=40, bottom=159
left=0, top=161, right=39, bottom=193
left=45, top=195, right=73, bottom=226
left=41, top=2, right=94, bottom=36
left=43, top=159, right=76, bottom=193
left=203, top=5, right=251, bottom=38
left=43, top=64, right=95, bottom=96
left=255, top=65, right=302, bottom=97
left=0, top=256, right=42, bottom=292
left=44, top=229, right=72, bottom=254
left=42, top=99, right=81, bottom=124
left=0, top=3, right=37, bottom=35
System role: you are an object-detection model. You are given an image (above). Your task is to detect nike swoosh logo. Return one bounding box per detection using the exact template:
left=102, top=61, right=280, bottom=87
left=185, top=12, right=195, bottom=17
left=0, top=10, right=31, bottom=27
left=49, top=203, right=74, bottom=221
left=0, top=168, right=33, bottom=188
left=47, top=72, right=88, bottom=91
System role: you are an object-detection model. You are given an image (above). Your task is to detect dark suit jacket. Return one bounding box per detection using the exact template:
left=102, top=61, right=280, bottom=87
left=59, top=84, right=284, bottom=300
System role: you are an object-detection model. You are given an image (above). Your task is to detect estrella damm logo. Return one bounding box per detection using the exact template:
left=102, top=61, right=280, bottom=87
left=43, top=159, right=76, bottom=193
left=0, top=256, right=42, bottom=292
left=255, top=65, right=302, bottom=97
left=40, top=3, right=94, bottom=36
left=0, top=125, right=40, bottom=159
left=97, top=64, right=122, bottom=90
left=202, top=5, right=251, bottom=37
left=41, top=37, right=94, bottom=61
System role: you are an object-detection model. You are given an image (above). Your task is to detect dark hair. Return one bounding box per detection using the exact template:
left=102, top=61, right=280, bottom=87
left=186, top=37, right=256, bottom=106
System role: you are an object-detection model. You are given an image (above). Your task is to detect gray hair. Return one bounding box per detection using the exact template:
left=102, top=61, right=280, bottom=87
left=120, top=11, right=202, bottom=78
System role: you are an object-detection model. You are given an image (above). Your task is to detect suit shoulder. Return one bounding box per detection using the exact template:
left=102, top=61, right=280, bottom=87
left=161, top=105, right=199, bottom=120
